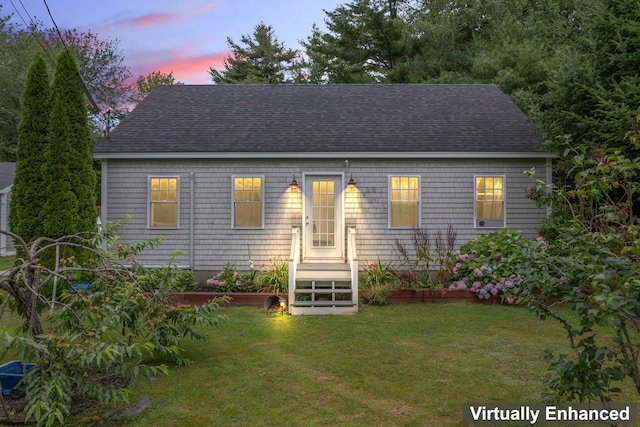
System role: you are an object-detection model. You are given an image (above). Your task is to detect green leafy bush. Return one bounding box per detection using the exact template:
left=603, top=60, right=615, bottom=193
left=0, top=224, right=227, bottom=426
left=206, top=262, right=258, bottom=292
left=359, top=261, right=396, bottom=305
left=504, top=138, right=640, bottom=403
left=135, top=251, right=198, bottom=292
left=255, top=258, right=288, bottom=294
left=449, top=229, right=544, bottom=300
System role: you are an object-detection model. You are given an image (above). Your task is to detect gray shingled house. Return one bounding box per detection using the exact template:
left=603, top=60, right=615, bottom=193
left=0, top=162, right=16, bottom=256
left=93, top=84, right=553, bottom=314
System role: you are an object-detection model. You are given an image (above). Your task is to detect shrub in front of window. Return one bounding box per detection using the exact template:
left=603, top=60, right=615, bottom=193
left=449, top=229, right=544, bottom=300
left=206, top=262, right=259, bottom=292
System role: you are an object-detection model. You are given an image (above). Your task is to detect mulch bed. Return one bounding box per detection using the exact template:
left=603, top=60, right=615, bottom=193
left=0, top=374, right=128, bottom=425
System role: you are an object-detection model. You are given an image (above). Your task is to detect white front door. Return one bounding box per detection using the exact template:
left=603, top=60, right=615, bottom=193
left=304, top=174, right=343, bottom=260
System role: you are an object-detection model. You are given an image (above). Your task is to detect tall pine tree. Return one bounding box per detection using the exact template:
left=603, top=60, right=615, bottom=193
left=9, top=52, right=51, bottom=248
left=42, top=51, right=96, bottom=238
left=209, top=23, right=300, bottom=84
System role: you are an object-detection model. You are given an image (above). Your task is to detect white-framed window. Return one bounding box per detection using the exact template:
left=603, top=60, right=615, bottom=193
left=389, top=175, right=421, bottom=228
left=148, top=176, right=179, bottom=228
left=474, top=175, right=505, bottom=227
left=233, top=176, right=264, bottom=228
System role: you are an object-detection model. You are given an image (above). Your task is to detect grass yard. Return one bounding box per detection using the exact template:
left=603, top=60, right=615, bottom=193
left=92, top=303, right=638, bottom=427
left=0, top=255, right=15, bottom=271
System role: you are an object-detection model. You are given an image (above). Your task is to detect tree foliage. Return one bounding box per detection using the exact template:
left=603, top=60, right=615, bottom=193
left=210, top=23, right=301, bottom=84
left=303, top=0, right=411, bottom=83
left=9, top=52, right=50, bottom=251
left=0, top=7, right=136, bottom=159
left=506, top=125, right=640, bottom=402
left=0, top=225, right=226, bottom=426
left=131, top=70, right=183, bottom=103
left=42, top=51, right=96, bottom=239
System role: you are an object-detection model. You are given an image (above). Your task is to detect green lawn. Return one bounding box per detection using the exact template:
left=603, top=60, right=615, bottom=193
left=89, top=303, right=638, bottom=427
left=0, top=255, right=15, bottom=271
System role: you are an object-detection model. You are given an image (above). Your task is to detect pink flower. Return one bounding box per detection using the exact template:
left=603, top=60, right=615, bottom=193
left=487, top=241, right=495, bottom=246
left=369, top=263, right=376, bottom=269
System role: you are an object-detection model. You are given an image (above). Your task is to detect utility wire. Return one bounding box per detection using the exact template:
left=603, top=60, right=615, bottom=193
left=42, top=0, right=101, bottom=115
left=8, top=0, right=56, bottom=64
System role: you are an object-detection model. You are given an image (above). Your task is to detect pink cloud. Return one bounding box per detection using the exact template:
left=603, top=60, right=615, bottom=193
left=129, top=51, right=230, bottom=84
left=115, top=3, right=215, bottom=29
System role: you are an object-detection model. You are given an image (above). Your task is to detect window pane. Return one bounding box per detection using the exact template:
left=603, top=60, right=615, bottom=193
left=235, top=202, right=262, bottom=227
left=391, top=202, right=419, bottom=227
left=150, top=203, right=177, bottom=227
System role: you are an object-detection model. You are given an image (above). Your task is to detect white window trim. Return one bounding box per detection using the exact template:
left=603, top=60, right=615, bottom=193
left=388, top=175, right=422, bottom=229
left=231, top=175, right=265, bottom=229
left=147, top=175, right=180, bottom=229
left=473, top=174, right=506, bottom=228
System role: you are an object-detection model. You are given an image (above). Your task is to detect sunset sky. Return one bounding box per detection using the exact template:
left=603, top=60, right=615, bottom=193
left=8, top=0, right=344, bottom=84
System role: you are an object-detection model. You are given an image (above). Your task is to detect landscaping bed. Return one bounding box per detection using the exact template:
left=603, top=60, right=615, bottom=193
left=171, top=288, right=501, bottom=307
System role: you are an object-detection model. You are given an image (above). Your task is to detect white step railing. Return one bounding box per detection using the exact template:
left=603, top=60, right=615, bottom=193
left=287, top=226, right=301, bottom=312
left=347, top=226, right=358, bottom=312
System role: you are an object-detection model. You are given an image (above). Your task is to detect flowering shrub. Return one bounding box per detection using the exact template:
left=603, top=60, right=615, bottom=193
left=206, top=262, right=258, bottom=292
left=448, top=229, right=545, bottom=300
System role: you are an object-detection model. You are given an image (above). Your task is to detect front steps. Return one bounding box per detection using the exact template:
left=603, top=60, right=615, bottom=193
left=289, top=262, right=358, bottom=315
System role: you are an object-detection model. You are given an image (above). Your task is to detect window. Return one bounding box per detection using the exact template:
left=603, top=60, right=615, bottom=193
left=475, top=176, right=505, bottom=227
left=233, top=176, right=263, bottom=228
left=149, top=177, right=179, bottom=228
left=389, top=176, right=420, bottom=228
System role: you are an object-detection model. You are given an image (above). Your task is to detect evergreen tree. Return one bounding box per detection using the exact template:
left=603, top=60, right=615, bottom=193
left=303, top=0, right=411, bottom=83
left=209, top=23, right=300, bottom=84
left=9, top=52, right=51, bottom=248
left=42, top=51, right=96, bottom=238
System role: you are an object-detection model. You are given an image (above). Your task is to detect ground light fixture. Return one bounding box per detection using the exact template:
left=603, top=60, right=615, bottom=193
left=264, top=295, right=287, bottom=315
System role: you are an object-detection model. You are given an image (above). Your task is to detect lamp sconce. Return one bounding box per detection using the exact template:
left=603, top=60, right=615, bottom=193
left=347, top=174, right=356, bottom=191
left=289, top=175, right=299, bottom=192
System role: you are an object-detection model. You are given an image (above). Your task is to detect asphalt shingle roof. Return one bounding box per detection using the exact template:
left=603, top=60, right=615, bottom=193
left=93, top=84, right=547, bottom=155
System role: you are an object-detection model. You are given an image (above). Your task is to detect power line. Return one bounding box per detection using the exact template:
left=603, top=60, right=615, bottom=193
left=42, top=0, right=101, bottom=115
left=8, top=0, right=56, bottom=64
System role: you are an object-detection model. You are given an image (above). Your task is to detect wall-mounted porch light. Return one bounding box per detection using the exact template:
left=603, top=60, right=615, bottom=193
left=347, top=174, right=357, bottom=191
left=289, top=175, right=299, bottom=192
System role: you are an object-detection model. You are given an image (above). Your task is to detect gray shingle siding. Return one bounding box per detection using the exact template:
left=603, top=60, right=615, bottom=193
left=103, top=158, right=547, bottom=280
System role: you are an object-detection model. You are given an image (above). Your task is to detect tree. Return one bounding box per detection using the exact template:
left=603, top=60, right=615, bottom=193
left=303, top=0, right=412, bottom=83
left=42, top=51, right=96, bottom=238
left=507, top=126, right=640, bottom=402
left=0, top=9, right=135, bottom=160
left=9, top=52, right=50, bottom=251
left=209, top=23, right=301, bottom=84
left=0, top=10, right=35, bottom=161
left=540, top=0, right=640, bottom=161
left=131, top=70, right=183, bottom=103
left=0, top=226, right=226, bottom=426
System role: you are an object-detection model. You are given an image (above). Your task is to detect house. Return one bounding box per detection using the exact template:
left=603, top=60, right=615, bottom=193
left=93, top=84, right=553, bottom=314
left=0, top=163, right=16, bottom=256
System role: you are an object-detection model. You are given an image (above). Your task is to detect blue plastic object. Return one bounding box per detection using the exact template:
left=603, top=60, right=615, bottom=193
left=68, top=283, right=92, bottom=294
left=0, top=360, right=36, bottom=395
